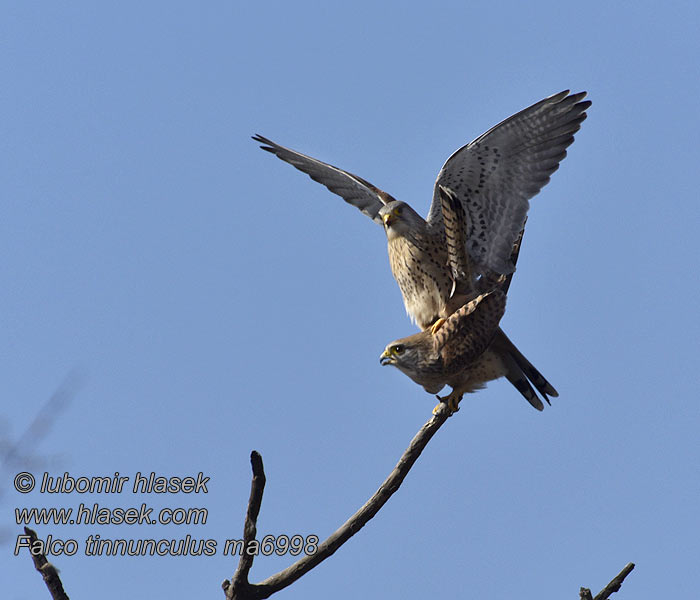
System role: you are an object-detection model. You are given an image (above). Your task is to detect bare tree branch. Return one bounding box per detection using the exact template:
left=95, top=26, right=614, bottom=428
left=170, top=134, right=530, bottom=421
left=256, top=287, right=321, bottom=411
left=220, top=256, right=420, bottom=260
left=224, top=404, right=453, bottom=599
left=593, top=563, right=635, bottom=600
left=23, top=527, right=70, bottom=600
left=21, top=399, right=635, bottom=600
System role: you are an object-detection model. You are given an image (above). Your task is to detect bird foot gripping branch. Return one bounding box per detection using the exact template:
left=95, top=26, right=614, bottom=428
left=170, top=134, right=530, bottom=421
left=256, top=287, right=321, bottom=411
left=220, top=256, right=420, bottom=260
left=433, top=391, right=463, bottom=415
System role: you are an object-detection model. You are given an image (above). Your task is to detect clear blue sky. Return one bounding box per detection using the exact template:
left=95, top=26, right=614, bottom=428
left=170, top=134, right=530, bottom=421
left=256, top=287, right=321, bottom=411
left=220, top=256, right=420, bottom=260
left=3, top=1, right=699, bottom=598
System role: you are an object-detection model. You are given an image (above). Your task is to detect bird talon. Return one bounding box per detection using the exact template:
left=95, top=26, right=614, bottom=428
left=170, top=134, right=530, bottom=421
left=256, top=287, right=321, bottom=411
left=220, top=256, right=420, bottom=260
left=430, top=318, right=447, bottom=335
left=434, top=391, right=462, bottom=415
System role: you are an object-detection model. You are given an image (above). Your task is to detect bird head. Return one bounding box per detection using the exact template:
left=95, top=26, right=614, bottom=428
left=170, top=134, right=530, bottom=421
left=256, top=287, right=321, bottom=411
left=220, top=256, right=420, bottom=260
left=379, top=342, right=407, bottom=366
left=380, top=334, right=431, bottom=380
left=380, top=332, right=444, bottom=394
left=378, top=201, right=424, bottom=239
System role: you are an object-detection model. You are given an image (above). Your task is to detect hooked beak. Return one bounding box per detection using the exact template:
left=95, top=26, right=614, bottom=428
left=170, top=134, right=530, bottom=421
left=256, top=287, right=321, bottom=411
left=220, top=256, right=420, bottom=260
left=382, top=208, right=400, bottom=228
left=379, top=349, right=394, bottom=366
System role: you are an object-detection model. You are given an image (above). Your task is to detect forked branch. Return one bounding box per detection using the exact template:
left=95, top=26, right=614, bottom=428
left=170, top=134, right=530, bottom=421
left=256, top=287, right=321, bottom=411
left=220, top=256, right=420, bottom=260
left=223, top=404, right=453, bottom=599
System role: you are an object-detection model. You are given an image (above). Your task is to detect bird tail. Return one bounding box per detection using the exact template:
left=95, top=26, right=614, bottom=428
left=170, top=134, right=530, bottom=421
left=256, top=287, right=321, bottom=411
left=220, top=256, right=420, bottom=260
left=491, top=328, right=558, bottom=411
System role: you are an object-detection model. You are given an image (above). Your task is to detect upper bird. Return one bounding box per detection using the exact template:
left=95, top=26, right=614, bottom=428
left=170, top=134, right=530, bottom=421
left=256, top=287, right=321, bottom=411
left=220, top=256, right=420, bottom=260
left=253, top=90, right=590, bottom=333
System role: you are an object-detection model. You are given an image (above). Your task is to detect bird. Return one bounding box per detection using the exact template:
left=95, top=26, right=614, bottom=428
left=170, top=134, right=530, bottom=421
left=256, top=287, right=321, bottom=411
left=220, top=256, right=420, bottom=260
left=253, top=90, right=589, bottom=408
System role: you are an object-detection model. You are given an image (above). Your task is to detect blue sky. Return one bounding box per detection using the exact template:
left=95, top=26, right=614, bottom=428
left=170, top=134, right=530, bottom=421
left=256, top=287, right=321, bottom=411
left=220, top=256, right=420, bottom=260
left=3, top=1, right=699, bottom=598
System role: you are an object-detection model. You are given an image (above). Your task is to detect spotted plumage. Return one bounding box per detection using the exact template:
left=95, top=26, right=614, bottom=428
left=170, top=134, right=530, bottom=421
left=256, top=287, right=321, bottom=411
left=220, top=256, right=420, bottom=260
left=384, top=214, right=452, bottom=330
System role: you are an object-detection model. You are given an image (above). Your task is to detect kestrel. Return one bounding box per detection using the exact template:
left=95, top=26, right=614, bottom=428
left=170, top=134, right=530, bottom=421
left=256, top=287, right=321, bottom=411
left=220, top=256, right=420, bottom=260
left=379, top=289, right=506, bottom=414
left=254, top=90, right=589, bottom=407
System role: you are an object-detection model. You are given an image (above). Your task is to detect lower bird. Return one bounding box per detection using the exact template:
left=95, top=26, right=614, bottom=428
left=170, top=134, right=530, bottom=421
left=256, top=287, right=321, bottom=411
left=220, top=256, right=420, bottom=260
left=380, top=288, right=506, bottom=413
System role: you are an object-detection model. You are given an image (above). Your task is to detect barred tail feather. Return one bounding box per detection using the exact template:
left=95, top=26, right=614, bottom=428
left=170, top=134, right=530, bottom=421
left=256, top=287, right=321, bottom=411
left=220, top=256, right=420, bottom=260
left=492, top=328, right=558, bottom=410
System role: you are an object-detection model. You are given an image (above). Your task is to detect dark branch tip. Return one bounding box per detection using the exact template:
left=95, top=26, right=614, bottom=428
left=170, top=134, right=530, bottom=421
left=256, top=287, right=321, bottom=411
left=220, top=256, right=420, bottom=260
left=250, top=451, right=265, bottom=477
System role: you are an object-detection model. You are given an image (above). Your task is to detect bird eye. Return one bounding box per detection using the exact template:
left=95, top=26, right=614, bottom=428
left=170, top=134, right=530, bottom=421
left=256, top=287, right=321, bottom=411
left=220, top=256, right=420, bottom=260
left=392, top=344, right=404, bottom=354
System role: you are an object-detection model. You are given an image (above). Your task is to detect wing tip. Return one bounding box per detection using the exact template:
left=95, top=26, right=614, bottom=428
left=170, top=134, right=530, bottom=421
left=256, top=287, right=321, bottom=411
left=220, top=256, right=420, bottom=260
left=548, top=90, right=591, bottom=115
left=251, top=134, right=276, bottom=152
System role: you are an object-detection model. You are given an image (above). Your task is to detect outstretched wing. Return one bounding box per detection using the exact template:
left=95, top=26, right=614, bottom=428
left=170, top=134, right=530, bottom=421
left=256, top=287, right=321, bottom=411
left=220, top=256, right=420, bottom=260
left=427, top=91, right=591, bottom=274
left=435, top=290, right=506, bottom=375
left=253, top=135, right=395, bottom=224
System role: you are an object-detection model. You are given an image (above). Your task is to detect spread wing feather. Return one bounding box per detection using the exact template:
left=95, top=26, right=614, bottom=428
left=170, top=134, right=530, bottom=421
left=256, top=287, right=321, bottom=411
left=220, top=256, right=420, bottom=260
left=252, top=135, right=394, bottom=224
left=427, top=91, right=591, bottom=274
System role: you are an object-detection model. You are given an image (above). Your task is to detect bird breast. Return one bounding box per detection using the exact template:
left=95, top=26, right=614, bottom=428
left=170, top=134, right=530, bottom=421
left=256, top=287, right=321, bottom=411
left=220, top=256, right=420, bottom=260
left=387, top=235, right=451, bottom=331
left=394, top=353, right=446, bottom=395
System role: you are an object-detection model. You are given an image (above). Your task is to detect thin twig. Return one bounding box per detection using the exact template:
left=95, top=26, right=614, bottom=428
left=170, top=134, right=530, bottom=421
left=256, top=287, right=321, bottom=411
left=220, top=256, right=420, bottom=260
left=593, top=563, right=635, bottom=600
left=23, top=527, right=70, bottom=600
left=225, top=451, right=267, bottom=598
left=580, top=587, right=594, bottom=600
left=227, top=405, right=453, bottom=599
